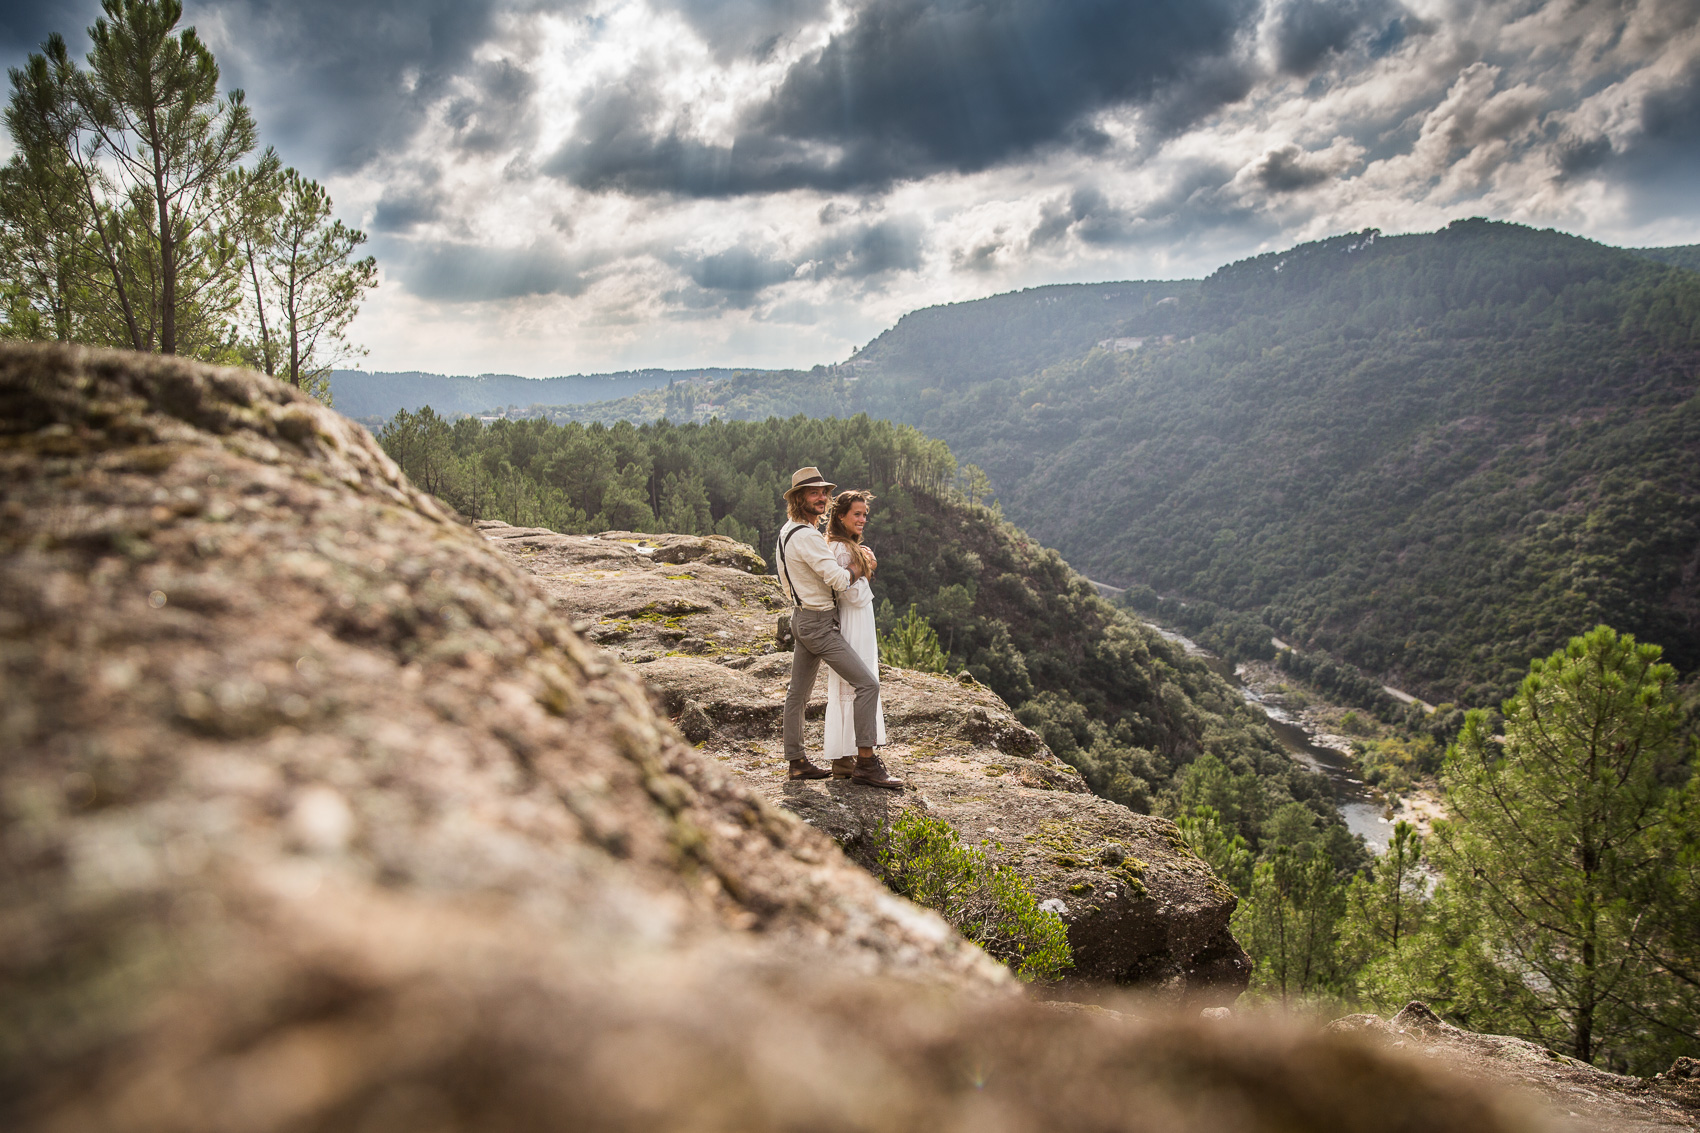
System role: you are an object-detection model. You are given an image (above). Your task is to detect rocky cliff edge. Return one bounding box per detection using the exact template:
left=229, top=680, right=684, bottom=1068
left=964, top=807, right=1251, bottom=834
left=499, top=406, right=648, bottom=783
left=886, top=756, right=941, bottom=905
left=480, top=520, right=1251, bottom=996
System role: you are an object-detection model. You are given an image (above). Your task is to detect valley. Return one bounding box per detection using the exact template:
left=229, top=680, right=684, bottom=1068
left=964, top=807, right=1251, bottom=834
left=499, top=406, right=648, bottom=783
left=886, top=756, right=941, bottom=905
left=345, top=223, right=1700, bottom=711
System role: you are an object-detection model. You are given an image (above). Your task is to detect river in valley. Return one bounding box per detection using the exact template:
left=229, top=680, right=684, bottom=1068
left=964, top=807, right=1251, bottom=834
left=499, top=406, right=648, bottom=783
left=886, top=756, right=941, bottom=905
left=1153, top=628, right=1400, bottom=855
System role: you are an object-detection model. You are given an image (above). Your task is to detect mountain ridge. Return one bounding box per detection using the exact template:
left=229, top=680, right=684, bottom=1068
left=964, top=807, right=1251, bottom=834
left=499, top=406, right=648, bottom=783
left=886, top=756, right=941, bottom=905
left=350, top=222, right=1700, bottom=704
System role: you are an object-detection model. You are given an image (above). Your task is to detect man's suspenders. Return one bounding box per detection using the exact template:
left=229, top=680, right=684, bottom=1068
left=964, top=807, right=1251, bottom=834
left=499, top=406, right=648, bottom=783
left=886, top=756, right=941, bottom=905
left=777, top=522, right=806, bottom=608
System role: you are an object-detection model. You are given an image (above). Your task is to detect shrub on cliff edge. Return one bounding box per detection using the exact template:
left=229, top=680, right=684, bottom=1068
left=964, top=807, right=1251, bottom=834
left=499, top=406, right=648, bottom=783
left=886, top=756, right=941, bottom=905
left=876, top=811, right=1073, bottom=981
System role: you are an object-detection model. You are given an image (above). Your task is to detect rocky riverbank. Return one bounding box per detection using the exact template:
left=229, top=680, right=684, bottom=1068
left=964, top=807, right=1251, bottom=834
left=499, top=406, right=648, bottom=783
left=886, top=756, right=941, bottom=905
left=1235, top=658, right=1449, bottom=841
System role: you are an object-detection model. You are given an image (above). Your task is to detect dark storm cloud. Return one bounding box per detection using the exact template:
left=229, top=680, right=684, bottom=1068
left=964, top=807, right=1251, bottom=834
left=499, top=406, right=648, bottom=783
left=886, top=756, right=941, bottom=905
left=372, top=183, right=449, bottom=233
left=1637, top=63, right=1700, bottom=148
left=550, top=0, right=1263, bottom=196
left=1029, top=163, right=1252, bottom=249
left=802, top=218, right=924, bottom=278
left=1597, top=62, right=1700, bottom=224
left=1254, top=143, right=1335, bottom=190
left=1, top=0, right=101, bottom=59
left=1555, top=133, right=1612, bottom=178
left=670, top=217, right=924, bottom=308
left=1269, top=0, right=1395, bottom=76
left=1542, top=63, right=1700, bottom=193
left=399, top=240, right=592, bottom=301
left=1135, top=52, right=1261, bottom=141
left=443, top=57, right=537, bottom=155
left=686, top=247, right=797, bottom=294
left=203, top=0, right=508, bottom=172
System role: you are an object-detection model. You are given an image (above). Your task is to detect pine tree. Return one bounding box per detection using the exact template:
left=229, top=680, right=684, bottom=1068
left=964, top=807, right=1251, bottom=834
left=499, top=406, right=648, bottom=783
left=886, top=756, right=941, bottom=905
left=240, top=166, right=375, bottom=400
left=879, top=605, right=949, bottom=673
left=1343, top=820, right=1426, bottom=955
left=1233, top=846, right=1347, bottom=1005
left=78, top=0, right=261, bottom=356
left=2, top=1, right=370, bottom=378
left=1430, top=625, right=1691, bottom=1067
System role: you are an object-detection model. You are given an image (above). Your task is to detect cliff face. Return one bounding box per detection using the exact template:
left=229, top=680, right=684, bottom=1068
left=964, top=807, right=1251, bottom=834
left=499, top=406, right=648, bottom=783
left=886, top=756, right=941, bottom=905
left=0, top=342, right=1635, bottom=1133
left=480, top=520, right=1249, bottom=994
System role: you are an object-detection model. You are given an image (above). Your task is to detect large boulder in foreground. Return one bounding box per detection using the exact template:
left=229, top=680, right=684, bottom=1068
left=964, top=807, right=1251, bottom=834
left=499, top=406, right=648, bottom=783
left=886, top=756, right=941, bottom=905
left=0, top=343, right=1580, bottom=1133
left=484, top=521, right=1250, bottom=996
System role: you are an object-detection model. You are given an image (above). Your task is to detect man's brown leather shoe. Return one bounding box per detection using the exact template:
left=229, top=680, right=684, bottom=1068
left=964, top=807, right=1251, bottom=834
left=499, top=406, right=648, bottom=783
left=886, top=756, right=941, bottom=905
left=852, top=754, right=903, bottom=790
left=788, top=758, right=831, bottom=781
left=829, top=757, right=855, bottom=779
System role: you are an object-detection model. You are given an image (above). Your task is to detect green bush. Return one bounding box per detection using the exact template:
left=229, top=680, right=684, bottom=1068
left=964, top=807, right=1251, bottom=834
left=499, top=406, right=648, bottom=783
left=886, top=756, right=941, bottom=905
left=875, top=811, right=1073, bottom=981
left=878, top=604, right=949, bottom=673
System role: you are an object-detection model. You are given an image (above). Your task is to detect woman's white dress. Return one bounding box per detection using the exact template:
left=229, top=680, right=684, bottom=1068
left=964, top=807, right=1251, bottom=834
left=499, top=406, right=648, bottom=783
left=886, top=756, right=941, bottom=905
left=824, top=541, right=887, bottom=758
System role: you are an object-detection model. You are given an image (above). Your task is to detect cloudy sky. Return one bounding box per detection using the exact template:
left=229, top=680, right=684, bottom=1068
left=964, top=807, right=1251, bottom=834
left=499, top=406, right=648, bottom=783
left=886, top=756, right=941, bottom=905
left=5, top=0, right=1699, bottom=376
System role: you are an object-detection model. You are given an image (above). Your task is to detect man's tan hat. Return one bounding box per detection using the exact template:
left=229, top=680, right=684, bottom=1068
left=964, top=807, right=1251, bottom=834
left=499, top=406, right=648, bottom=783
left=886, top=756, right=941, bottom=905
left=785, top=466, right=837, bottom=497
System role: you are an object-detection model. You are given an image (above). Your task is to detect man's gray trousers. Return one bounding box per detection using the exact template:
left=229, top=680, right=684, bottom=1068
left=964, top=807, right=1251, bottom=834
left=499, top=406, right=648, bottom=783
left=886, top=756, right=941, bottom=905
left=784, top=605, right=880, bottom=759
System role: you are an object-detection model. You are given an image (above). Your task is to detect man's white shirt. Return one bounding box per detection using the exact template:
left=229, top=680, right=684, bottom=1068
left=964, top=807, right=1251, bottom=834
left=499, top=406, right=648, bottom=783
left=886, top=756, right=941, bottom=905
left=778, top=521, right=853, bottom=611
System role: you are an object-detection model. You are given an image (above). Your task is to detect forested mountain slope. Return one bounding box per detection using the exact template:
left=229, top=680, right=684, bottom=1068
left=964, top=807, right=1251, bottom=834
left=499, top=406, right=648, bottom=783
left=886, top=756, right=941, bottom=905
left=892, top=221, right=1700, bottom=704
left=854, top=280, right=1197, bottom=385
left=1637, top=245, right=1700, bottom=273
left=379, top=222, right=1700, bottom=706
left=502, top=281, right=1198, bottom=427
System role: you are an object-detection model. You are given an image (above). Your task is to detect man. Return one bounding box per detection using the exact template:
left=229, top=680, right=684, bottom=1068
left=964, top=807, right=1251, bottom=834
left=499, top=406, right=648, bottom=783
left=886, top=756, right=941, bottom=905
left=777, top=467, right=903, bottom=789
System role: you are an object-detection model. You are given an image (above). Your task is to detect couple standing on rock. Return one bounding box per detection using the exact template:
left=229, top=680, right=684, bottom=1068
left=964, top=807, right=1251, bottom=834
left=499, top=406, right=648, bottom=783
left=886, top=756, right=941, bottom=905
left=777, top=466, right=903, bottom=790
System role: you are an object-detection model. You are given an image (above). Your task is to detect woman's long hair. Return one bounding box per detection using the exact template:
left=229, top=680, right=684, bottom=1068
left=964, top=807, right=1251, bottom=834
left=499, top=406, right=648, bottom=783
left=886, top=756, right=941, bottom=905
left=826, top=490, right=876, bottom=577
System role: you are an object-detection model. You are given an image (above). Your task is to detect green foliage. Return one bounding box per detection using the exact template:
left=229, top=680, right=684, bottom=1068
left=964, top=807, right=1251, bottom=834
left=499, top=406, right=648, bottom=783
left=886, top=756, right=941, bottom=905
left=875, top=810, right=1072, bottom=981
left=897, top=223, right=1700, bottom=707
left=1233, top=847, right=1351, bottom=1006
left=1634, top=245, right=1700, bottom=273
left=239, top=166, right=375, bottom=400
left=1120, top=587, right=1278, bottom=664
left=1188, top=627, right=1700, bottom=1075
left=878, top=604, right=948, bottom=673
left=1175, top=805, right=1254, bottom=895
left=1350, top=733, right=1442, bottom=793
left=0, top=1, right=369, bottom=384
left=1425, top=625, right=1693, bottom=1068
left=1339, top=821, right=1427, bottom=971
left=1274, top=650, right=1402, bottom=719
left=855, top=281, right=1194, bottom=383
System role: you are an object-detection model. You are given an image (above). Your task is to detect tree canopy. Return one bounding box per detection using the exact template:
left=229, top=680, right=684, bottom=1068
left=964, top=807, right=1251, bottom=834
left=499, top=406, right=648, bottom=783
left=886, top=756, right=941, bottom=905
left=0, top=0, right=374, bottom=399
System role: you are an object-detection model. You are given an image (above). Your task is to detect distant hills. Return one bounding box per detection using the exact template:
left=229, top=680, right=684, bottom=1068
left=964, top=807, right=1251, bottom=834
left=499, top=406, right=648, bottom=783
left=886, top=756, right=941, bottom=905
left=334, top=242, right=1700, bottom=430
left=1636, top=245, right=1700, bottom=273
left=348, top=226, right=1700, bottom=704
left=329, top=281, right=1196, bottom=425
left=327, top=367, right=731, bottom=422
left=897, top=222, right=1700, bottom=704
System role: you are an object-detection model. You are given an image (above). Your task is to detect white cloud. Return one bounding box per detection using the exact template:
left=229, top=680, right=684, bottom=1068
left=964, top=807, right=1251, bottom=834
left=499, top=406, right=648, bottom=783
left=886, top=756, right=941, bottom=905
left=8, top=0, right=1695, bottom=374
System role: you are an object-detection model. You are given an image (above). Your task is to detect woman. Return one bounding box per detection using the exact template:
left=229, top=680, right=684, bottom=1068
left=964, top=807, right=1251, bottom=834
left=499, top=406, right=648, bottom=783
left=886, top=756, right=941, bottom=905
left=823, top=490, right=887, bottom=764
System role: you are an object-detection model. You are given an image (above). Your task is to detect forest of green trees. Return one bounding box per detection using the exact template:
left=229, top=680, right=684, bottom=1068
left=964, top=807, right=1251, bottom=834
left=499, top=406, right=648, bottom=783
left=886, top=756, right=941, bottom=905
left=914, top=223, right=1700, bottom=707
left=1199, top=626, right=1700, bottom=1074
left=0, top=0, right=374, bottom=400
